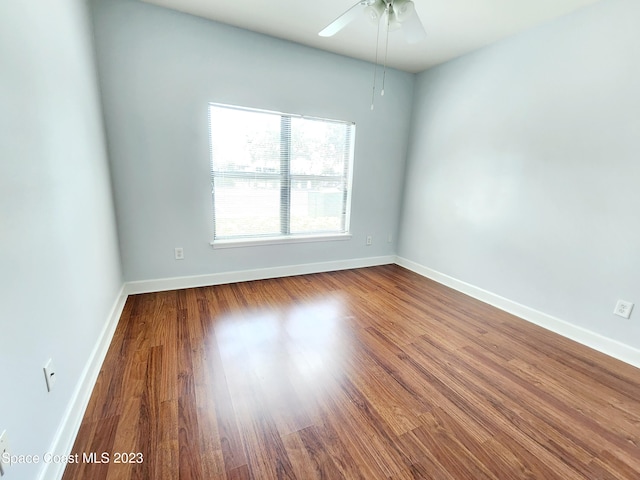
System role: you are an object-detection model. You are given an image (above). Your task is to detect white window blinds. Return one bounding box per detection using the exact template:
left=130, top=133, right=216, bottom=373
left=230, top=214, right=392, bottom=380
left=209, top=104, right=355, bottom=242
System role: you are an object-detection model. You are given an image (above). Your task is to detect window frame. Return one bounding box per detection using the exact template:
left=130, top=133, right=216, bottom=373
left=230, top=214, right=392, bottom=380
left=208, top=103, right=355, bottom=248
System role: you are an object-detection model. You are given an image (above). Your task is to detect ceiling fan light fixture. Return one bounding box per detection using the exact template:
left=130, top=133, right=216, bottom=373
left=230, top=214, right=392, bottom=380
left=364, top=2, right=385, bottom=24
left=394, top=0, right=415, bottom=23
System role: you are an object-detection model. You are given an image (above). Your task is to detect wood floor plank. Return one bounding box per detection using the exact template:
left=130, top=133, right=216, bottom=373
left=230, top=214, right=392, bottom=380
left=461, top=344, right=640, bottom=470
left=407, top=410, right=498, bottom=480
left=84, top=414, right=119, bottom=480
left=282, top=426, right=345, bottom=480
left=401, top=332, right=593, bottom=479
left=482, top=433, right=566, bottom=480
left=393, top=432, right=456, bottom=480
left=62, top=265, right=640, bottom=480
left=197, top=294, right=247, bottom=473
left=507, top=357, right=640, bottom=441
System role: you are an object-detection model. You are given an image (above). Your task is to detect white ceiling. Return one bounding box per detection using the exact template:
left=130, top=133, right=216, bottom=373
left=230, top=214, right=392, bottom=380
left=140, top=0, right=602, bottom=73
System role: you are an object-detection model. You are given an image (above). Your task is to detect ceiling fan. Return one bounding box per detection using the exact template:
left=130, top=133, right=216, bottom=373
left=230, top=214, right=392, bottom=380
left=319, top=0, right=426, bottom=109
left=319, top=0, right=427, bottom=44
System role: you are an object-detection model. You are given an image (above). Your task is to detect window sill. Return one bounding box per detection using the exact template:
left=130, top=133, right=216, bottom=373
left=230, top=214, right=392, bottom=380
left=211, top=233, right=352, bottom=249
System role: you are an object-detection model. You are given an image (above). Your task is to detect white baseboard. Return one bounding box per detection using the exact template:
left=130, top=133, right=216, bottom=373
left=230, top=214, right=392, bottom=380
left=125, top=255, right=396, bottom=295
left=38, top=285, right=128, bottom=480
left=395, top=256, right=640, bottom=369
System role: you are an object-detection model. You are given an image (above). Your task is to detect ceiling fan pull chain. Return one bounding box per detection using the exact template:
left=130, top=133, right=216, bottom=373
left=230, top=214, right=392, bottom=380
left=381, top=1, right=392, bottom=97
left=371, top=7, right=383, bottom=111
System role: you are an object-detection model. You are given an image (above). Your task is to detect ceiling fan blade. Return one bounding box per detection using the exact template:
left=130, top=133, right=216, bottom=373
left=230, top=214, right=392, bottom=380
left=401, top=9, right=426, bottom=44
left=319, top=0, right=366, bottom=37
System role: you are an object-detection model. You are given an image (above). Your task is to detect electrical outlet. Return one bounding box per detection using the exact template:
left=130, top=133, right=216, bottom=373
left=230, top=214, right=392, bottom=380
left=44, top=358, right=57, bottom=392
left=613, top=299, right=634, bottom=319
left=0, top=430, right=9, bottom=476
left=366, top=235, right=372, bottom=246
left=174, top=247, right=184, bottom=260
left=387, top=233, right=392, bottom=243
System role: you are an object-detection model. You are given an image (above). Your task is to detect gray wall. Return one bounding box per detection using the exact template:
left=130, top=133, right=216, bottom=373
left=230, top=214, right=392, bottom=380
left=0, top=1, right=123, bottom=478
left=91, top=0, right=415, bottom=282
left=398, top=0, right=640, bottom=349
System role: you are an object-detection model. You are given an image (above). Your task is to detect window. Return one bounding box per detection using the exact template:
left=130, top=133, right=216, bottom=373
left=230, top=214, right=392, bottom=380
left=208, top=104, right=355, bottom=246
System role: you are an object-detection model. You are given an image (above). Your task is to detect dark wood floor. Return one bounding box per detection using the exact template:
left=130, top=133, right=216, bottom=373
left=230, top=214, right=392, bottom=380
left=63, top=265, right=640, bottom=479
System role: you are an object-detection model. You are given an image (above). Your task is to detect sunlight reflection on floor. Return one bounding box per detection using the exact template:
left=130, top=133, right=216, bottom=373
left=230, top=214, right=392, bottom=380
left=210, top=293, right=352, bottom=415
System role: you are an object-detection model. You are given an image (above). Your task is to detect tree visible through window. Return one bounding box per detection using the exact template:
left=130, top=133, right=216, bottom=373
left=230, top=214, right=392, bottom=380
left=209, top=104, right=355, bottom=242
